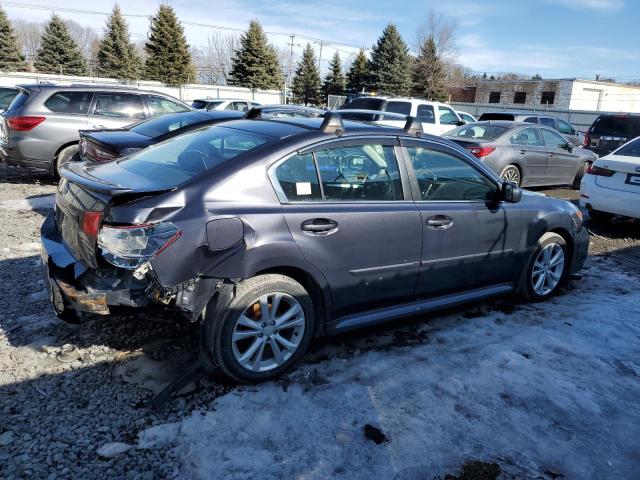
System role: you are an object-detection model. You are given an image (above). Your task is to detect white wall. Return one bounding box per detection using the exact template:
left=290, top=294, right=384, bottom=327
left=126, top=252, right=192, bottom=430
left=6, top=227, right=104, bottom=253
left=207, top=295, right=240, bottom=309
left=569, top=80, right=640, bottom=113
left=0, top=71, right=283, bottom=104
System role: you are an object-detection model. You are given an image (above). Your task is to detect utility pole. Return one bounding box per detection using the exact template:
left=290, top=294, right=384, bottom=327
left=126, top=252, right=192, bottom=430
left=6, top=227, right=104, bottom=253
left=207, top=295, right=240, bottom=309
left=316, top=40, right=328, bottom=72
left=286, top=34, right=297, bottom=104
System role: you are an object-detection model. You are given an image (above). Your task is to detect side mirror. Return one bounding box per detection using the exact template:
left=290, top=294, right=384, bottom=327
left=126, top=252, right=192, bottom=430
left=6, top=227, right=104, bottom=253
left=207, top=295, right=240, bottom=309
left=564, top=142, right=573, bottom=152
left=501, top=182, right=522, bottom=203
left=456, top=120, right=466, bottom=126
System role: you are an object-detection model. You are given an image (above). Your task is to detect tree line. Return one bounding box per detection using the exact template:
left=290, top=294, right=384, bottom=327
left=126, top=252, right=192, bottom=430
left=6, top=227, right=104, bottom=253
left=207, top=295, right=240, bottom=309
left=0, top=4, right=456, bottom=102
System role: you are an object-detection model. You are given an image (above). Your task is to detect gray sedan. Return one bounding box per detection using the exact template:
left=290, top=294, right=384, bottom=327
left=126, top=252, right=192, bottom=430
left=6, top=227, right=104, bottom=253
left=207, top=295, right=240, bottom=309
left=445, top=121, right=597, bottom=188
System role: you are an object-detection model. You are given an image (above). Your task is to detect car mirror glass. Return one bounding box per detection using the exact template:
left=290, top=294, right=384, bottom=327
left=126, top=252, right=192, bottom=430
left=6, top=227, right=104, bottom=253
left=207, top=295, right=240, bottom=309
left=501, top=182, right=522, bottom=203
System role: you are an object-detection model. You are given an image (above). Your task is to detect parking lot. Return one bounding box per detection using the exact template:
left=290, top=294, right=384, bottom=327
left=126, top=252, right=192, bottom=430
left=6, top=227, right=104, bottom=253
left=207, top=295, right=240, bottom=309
left=1, top=163, right=640, bottom=479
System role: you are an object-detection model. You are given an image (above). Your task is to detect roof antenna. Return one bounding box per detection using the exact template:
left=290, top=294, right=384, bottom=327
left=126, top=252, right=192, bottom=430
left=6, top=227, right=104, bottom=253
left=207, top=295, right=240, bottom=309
left=320, top=111, right=344, bottom=136
left=403, top=116, right=423, bottom=137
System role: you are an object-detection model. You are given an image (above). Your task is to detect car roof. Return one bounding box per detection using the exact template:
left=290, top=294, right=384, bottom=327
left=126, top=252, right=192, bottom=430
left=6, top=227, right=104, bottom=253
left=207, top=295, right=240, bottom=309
left=17, top=82, right=185, bottom=98
left=336, top=109, right=407, bottom=119
left=467, top=120, right=536, bottom=129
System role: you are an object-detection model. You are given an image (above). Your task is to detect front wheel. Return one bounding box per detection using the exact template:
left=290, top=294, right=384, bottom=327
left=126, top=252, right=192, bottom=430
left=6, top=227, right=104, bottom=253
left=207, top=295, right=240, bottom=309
left=524, top=232, right=568, bottom=301
left=207, top=274, right=315, bottom=383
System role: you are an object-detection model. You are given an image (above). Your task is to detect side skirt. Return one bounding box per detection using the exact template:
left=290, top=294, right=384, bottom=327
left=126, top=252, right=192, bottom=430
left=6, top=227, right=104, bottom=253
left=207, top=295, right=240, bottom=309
left=325, top=283, right=515, bottom=335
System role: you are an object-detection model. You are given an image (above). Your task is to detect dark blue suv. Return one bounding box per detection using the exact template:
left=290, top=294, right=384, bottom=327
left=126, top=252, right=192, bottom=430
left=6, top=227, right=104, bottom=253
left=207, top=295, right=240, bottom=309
left=40, top=111, right=588, bottom=382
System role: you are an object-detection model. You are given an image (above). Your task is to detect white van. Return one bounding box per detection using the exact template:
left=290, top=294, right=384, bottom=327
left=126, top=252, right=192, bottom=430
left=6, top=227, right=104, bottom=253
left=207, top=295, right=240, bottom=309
left=340, top=96, right=463, bottom=135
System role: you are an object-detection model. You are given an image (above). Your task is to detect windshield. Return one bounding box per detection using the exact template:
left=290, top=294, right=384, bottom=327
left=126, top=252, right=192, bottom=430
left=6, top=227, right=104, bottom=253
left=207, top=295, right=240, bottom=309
left=130, top=112, right=209, bottom=138
left=104, top=125, right=271, bottom=186
left=591, top=116, right=640, bottom=137
left=446, top=124, right=508, bottom=140
left=614, top=137, right=640, bottom=157
left=342, top=98, right=386, bottom=110
left=478, top=113, right=516, bottom=121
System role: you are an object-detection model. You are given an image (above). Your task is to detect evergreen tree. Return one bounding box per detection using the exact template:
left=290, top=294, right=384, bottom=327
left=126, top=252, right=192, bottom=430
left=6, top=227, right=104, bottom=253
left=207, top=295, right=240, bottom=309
left=144, top=5, right=195, bottom=85
left=96, top=5, right=142, bottom=80
left=229, top=21, right=283, bottom=90
left=0, top=8, right=26, bottom=71
left=482, top=72, right=488, bottom=80
left=322, top=51, right=345, bottom=98
left=292, top=43, right=321, bottom=105
left=412, top=35, right=448, bottom=102
left=346, top=48, right=369, bottom=93
left=368, top=24, right=411, bottom=96
left=34, top=15, right=88, bottom=75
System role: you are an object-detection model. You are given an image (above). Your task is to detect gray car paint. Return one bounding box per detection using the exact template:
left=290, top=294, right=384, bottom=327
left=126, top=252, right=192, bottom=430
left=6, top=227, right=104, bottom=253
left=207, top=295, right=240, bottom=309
left=1, top=84, right=190, bottom=173
left=41, top=117, right=589, bottom=335
left=445, top=121, right=596, bottom=187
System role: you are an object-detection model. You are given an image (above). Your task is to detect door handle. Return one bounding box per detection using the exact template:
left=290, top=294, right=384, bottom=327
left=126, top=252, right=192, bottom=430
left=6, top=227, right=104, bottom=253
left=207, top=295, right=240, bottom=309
left=301, top=218, right=338, bottom=235
left=426, top=215, right=453, bottom=230
left=519, top=150, right=526, bottom=154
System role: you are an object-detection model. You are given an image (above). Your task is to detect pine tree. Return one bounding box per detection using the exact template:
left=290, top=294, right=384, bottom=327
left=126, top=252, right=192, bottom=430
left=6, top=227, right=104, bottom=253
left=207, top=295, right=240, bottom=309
left=412, top=36, right=448, bottom=102
left=292, top=43, right=321, bottom=105
left=229, top=21, right=283, bottom=90
left=95, top=5, right=142, bottom=80
left=144, top=5, right=195, bottom=86
left=0, top=8, right=26, bottom=71
left=322, top=52, right=345, bottom=98
left=368, top=24, right=411, bottom=96
left=34, top=15, right=88, bottom=75
left=346, top=48, right=369, bottom=93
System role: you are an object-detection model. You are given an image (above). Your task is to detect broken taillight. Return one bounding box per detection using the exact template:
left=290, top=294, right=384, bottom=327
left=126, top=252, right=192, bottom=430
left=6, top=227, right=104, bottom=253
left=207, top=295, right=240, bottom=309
left=81, top=211, right=103, bottom=237
left=97, top=222, right=181, bottom=269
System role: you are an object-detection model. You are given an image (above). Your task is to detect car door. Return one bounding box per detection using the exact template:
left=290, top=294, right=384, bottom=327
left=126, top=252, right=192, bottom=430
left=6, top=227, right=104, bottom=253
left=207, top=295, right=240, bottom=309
left=146, top=95, right=190, bottom=116
left=401, top=139, right=522, bottom=297
left=540, top=127, right=580, bottom=185
left=508, top=127, right=548, bottom=185
left=89, top=92, right=147, bottom=129
left=437, top=105, right=461, bottom=135
left=271, top=138, right=422, bottom=317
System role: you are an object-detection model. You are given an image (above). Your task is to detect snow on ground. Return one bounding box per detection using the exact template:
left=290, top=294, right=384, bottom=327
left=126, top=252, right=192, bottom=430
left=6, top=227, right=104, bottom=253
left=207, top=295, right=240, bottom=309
left=136, top=259, right=640, bottom=480
left=0, top=194, right=55, bottom=211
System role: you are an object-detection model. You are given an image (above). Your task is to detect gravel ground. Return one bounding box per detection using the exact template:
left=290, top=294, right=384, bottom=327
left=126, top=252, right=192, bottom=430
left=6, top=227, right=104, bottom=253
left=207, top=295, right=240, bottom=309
left=1, top=163, right=639, bottom=479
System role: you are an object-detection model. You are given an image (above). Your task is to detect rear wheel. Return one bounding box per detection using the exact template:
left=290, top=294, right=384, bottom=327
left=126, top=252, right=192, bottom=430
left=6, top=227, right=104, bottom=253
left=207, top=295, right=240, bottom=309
left=523, top=232, right=568, bottom=301
left=53, top=144, right=79, bottom=178
left=500, top=165, right=521, bottom=186
left=206, top=274, right=315, bottom=383
left=572, top=161, right=590, bottom=190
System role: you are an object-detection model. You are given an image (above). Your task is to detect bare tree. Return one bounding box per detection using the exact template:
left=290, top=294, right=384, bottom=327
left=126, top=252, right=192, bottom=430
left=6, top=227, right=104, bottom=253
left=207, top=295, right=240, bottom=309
left=415, top=10, right=458, bottom=64
left=65, top=20, right=99, bottom=66
left=193, top=32, right=239, bottom=85
left=13, top=19, right=44, bottom=70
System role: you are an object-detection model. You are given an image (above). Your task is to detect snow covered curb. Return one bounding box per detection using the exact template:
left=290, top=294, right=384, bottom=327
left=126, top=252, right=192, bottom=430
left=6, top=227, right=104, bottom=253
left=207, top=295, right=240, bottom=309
left=135, top=261, right=640, bottom=479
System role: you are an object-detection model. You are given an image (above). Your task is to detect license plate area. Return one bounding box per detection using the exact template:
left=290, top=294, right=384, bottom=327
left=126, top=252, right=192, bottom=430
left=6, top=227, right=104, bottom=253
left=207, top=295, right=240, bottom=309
left=625, top=173, right=640, bottom=186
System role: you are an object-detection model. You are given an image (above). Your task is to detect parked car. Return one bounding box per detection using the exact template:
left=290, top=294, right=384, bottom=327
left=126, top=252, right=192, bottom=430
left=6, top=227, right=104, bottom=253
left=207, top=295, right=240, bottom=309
left=78, top=106, right=326, bottom=163
left=78, top=110, right=245, bottom=163
left=478, top=112, right=583, bottom=147
left=41, top=113, right=588, bottom=383
left=341, top=96, right=463, bottom=135
left=584, top=113, right=640, bottom=157
left=0, top=84, right=191, bottom=176
left=335, top=109, right=408, bottom=127
left=192, top=98, right=261, bottom=112
left=0, top=86, right=19, bottom=112
left=580, top=136, right=640, bottom=220
left=456, top=111, right=477, bottom=123
left=444, top=121, right=597, bottom=188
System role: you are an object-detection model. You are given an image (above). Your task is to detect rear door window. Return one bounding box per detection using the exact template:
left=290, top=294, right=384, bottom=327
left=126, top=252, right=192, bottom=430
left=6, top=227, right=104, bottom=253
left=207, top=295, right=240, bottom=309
left=557, top=119, right=575, bottom=135
left=93, top=92, right=145, bottom=119
left=275, top=153, right=322, bottom=201
left=417, top=105, right=435, bottom=123
left=510, top=127, right=543, bottom=146
left=148, top=95, right=189, bottom=115
left=539, top=117, right=556, bottom=128
left=45, top=91, right=93, bottom=114
left=386, top=101, right=412, bottom=116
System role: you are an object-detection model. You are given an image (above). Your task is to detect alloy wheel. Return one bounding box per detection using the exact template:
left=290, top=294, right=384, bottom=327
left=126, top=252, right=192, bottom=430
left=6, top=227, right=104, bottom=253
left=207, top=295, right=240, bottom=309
left=501, top=167, right=520, bottom=186
left=531, top=243, right=565, bottom=296
left=231, top=292, right=305, bottom=372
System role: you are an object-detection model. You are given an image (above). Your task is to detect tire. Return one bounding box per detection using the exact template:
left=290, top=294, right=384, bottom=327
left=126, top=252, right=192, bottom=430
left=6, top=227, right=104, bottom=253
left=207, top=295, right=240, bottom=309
left=206, top=274, right=315, bottom=383
left=572, top=161, right=589, bottom=190
left=500, top=164, right=521, bottom=187
left=53, top=144, right=79, bottom=178
left=523, top=232, right=568, bottom=301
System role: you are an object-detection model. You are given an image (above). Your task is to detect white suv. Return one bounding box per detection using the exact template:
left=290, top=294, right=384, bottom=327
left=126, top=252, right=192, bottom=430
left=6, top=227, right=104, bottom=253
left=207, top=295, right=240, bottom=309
left=341, top=96, right=463, bottom=135
left=191, top=98, right=261, bottom=112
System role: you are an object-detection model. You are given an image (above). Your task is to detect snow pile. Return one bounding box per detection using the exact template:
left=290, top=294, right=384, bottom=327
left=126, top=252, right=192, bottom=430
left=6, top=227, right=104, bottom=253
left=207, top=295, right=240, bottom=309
left=139, top=260, right=640, bottom=479
left=0, top=194, right=55, bottom=211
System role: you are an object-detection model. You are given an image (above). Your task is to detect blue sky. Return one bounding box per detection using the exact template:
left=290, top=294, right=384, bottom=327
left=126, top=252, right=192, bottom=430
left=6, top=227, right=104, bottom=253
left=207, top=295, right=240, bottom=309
left=4, top=0, right=638, bottom=80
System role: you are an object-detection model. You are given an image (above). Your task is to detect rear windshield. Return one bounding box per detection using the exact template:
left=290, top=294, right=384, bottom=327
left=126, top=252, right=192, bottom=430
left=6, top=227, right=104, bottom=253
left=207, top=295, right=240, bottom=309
left=0, top=87, right=18, bottom=109
left=6, top=90, right=30, bottom=112
left=113, top=125, right=271, bottom=186
left=614, top=137, right=640, bottom=157
left=478, top=113, right=516, bottom=121
left=130, top=112, right=208, bottom=138
left=446, top=124, right=507, bottom=140
left=342, top=98, right=386, bottom=110
left=385, top=101, right=412, bottom=116
left=591, top=115, right=640, bottom=137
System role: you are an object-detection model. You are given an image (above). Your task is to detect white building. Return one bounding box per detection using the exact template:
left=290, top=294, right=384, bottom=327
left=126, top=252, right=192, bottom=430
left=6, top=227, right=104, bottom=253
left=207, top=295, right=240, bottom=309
left=472, top=79, right=640, bottom=113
